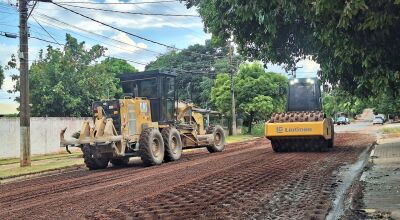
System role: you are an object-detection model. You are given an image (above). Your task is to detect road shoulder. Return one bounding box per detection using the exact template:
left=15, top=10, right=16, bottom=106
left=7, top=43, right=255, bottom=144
left=347, top=136, right=400, bottom=219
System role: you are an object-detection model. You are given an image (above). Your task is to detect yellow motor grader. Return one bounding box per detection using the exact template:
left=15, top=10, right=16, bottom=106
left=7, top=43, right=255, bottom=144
left=265, top=77, right=334, bottom=152
left=60, top=70, right=225, bottom=170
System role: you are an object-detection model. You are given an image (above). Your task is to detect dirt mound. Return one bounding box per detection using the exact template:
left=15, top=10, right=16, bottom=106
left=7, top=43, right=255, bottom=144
left=357, top=108, right=374, bottom=121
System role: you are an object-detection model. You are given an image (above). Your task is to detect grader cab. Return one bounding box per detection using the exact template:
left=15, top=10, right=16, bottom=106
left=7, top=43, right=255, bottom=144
left=60, top=70, right=225, bottom=170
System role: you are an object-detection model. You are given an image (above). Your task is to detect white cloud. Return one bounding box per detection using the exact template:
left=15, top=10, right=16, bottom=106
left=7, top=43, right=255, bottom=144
left=0, top=43, right=17, bottom=67
left=184, top=34, right=211, bottom=45
left=107, top=32, right=148, bottom=55
left=32, top=0, right=203, bottom=33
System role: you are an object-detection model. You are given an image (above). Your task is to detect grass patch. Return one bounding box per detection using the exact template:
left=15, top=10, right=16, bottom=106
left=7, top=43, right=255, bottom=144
left=0, top=151, right=82, bottom=166
left=226, top=135, right=258, bottom=144
left=0, top=157, right=83, bottom=179
left=381, top=127, right=400, bottom=134
left=241, top=123, right=265, bottom=137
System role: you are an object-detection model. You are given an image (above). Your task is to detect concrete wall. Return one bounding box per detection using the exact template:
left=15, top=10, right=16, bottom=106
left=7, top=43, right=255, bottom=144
left=0, top=117, right=91, bottom=158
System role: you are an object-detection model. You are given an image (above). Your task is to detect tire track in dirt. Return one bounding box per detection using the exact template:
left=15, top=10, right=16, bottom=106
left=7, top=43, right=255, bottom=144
left=0, top=134, right=373, bottom=220
left=0, top=139, right=262, bottom=200
left=0, top=140, right=267, bottom=217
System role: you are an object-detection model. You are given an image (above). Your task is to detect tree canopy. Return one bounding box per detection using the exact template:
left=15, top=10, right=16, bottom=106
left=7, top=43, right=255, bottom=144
left=145, top=40, right=242, bottom=107
left=183, top=0, right=400, bottom=99
left=9, top=34, right=137, bottom=117
left=322, top=89, right=367, bottom=118
left=211, top=62, right=287, bottom=133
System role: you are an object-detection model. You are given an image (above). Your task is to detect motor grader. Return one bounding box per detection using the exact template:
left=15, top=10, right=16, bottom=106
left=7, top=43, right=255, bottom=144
left=265, top=77, right=334, bottom=152
left=60, top=70, right=225, bottom=170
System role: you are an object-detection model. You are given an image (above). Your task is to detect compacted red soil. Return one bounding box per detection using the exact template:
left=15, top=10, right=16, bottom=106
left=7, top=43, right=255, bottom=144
left=0, top=133, right=374, bottom=219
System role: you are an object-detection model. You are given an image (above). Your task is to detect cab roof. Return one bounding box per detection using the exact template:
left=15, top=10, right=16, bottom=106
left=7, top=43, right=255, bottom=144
left=118, top=69, right=177, bottom=82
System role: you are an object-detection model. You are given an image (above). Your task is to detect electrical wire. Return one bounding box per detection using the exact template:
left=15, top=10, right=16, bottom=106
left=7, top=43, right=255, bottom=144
left=49, top=1, right=227, bottom=59
left=2, top=29, right=223, bottom=76
left=34, top=12, right=164, bottom=55
left=130, top=3, right=205, bottom=37
left=51, top=1, right=178, bottom=50
left=53, top=0, right=178, bottom=5
left=58, top=3, right=200, bottom=17
left=31, top=15, right=62, bottom=45
left=29, top=35, right=150, bottom=65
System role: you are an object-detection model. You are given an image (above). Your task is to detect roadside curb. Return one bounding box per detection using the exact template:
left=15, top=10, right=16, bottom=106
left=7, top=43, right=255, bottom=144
left=328, top=141, right=376, bottom=220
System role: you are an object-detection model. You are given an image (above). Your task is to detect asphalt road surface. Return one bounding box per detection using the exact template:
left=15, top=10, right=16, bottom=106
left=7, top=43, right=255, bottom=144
left=0, top=132, right=375, bottom=219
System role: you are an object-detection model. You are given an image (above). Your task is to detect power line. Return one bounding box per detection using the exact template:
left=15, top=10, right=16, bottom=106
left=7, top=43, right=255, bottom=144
left=31, top=15, right=61, bottom=45
left=53, top=0, right=178, bottom=5
left=34, top=13, right=164, bottom=55
left=58, top=3, right=200, bottom=17
left=46, top=0, right=225, bottom=59
left=48, top=1, right=178, bottom=50
left=29, top=35, right=150, bottom=66
left=1, top=29, right=221, bottom=76
left=131, top=3, right=205, bottom=37
left=28, top=34, right=218, bottom=74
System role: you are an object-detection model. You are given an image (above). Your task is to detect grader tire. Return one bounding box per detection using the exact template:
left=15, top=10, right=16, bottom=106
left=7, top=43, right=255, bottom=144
left=162, top=127, right=182, bottom=162
left=207, top=125, right=226, bottom=153
left=139, top=128, right=165, bottom=166
left=110, top=157, right=130, bottom=167
left=82, top=144, right=109, bottom=170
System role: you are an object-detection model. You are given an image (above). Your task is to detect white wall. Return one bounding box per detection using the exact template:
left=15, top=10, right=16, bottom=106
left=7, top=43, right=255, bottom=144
left=0, top=117, right=91, bottom=158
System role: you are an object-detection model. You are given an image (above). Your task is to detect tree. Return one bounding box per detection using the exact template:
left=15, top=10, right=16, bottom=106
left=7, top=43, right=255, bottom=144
left=211, top=62, right=287, bottom=133
left=7, top=34, right=137, bottom=117
left=9, top=34, right=137, bottom=117
left=101, top=57, right=138, bottom=74
left=240, top=95, right=274, bottom=133
left=369, top=94, right=400, bottom=117
left=322, top=89, right=367, bottom=118
left=146, top=40, right=242, bottom=107
left=0, top=65, right=4, bottom=89
left=183, top=0, right=400, bottom=99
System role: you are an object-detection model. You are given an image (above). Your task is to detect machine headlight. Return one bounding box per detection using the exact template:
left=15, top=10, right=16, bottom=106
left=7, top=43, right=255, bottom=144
left=306, top=78, right=315, bottom=84
left=290, top=78, right=299, bottom=85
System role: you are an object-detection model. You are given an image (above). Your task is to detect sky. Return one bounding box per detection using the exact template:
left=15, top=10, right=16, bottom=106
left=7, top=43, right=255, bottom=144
left=0, top=0, right=320, bottom=104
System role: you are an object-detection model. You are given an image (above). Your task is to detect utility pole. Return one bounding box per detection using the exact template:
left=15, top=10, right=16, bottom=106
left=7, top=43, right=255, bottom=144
left=229, top=43, right=237, bottom=135
left=19, top=0, right=31, bottom=166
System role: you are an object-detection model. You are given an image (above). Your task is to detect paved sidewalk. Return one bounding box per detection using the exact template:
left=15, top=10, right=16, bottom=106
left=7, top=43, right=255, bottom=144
left=360, top=138, right=400, bottom=219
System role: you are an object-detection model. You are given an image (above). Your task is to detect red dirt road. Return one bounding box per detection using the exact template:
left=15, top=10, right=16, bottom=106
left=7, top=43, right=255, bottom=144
left=0, top=133, right=374, bottom=219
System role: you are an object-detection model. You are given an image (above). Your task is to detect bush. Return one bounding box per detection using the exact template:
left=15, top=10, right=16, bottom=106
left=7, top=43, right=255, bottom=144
left=242, top=123, right=265, bottom=137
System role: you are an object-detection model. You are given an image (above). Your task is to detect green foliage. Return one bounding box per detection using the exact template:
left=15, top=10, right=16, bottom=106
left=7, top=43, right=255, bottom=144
left=0, top=65, right=4, bottom=89
left=23, top=34, right=137, bottom=117
left=145, top=40, right=242, bottom=107
left=242, top=123, right=265, bottom=137
left=369, top=93, right=400, bottom=116
left=184, top=0, right=400, bottom=99
left=101, top=57, right=138, bottom=74
left=322, top=89, right=367, bottom=118
left=211, top=62, right=287, bottom=133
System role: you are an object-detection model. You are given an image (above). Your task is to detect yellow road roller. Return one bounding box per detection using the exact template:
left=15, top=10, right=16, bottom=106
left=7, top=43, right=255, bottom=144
left=265, top=77, right=334, bottom=152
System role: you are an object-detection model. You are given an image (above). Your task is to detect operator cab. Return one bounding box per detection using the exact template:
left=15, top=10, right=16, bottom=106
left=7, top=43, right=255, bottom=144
left=118, top=70, right=176, bottom=125
left=287, top=77, right=322, bottom=112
